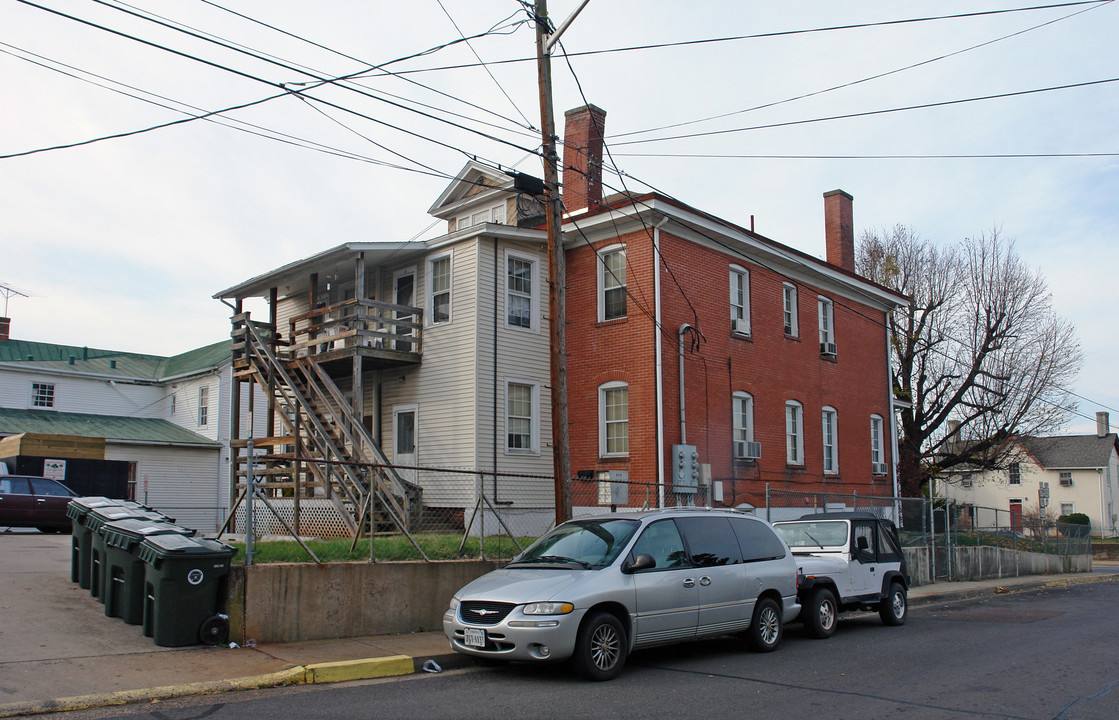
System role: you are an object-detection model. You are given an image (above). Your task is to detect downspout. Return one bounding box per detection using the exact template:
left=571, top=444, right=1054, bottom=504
left=679, top=323, right=691, bottom=446
left=653, top=216, right=668, bottom=508
left=494, top=238, right=500, bottom=503
left=887, top=317, right=902, bottom=512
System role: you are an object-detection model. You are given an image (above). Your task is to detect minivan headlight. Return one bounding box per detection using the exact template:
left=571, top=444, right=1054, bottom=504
left=448, top=597, right=460, bottom=612
left=522, top=602, right=574, bottom=615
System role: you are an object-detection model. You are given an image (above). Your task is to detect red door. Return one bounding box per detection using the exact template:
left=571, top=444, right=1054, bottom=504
left=1010, top=500, right=1023, bottom=535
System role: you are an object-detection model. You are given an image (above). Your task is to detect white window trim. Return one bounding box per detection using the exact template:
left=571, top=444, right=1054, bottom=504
left=505, top=249, right=539, bottom=333
left=599, top=380, right=629, bottom=458
left=31, top=381, right=55, bottom=409
left=730, top=265, right=750, bottom=335
left=822, top=406, right=838, bottom=475
left=786, top=400, right=804, bottom=465
left=783, top=283, right=798, bottom=336
left=733, top=391, right=754, bottom=444
left=426, top=251, right=453, bottom=326
left=597, top=244, right=627, bottom=322
left=198, top=386, right=209, bottom=427
left=870, top=414, right=884, bottom=465
left=818, top=295, right=834, bottom=346
left=505, top=378, right=540, bottom=455
left=1059, top=502, right=1076, bottom=515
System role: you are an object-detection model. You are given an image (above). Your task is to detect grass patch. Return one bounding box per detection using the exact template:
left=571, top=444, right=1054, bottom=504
left=228, top=533, right=534, bottom=564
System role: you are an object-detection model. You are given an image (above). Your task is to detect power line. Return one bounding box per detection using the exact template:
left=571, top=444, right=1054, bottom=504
left=353, top=2, right=1113, bottom=77
left=610, top=152, right=1119, bottom=160
left=610, top=76, right=1119, bottom=147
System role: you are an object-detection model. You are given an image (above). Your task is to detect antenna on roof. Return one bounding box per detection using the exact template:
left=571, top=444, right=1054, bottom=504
left=0, top=283, right=30, bottom=317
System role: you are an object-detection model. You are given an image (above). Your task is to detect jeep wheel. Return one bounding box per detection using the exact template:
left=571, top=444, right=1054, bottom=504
left=879, top=581, right=907, bottom=626
left=746, top=597, right=783, bottom=652
left=804, top=588, right=838, bottom=639
left=572, top=611, right=627, bottom=681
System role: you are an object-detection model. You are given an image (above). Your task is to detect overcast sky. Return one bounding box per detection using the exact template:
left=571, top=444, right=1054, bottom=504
left=2, top=1, right=1116, bottom=434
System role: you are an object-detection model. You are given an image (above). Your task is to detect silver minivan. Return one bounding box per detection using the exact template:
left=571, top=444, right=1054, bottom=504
left=443, top=508, right=800, bottom=680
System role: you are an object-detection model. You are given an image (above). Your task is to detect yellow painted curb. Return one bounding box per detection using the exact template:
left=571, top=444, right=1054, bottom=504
left=0, top=667, right=308, bottom=719
left=306, top=656, right=415, bottom=684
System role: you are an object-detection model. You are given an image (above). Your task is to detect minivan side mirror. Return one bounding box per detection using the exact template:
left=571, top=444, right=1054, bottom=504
left=622, top=553, right=656, bottom=574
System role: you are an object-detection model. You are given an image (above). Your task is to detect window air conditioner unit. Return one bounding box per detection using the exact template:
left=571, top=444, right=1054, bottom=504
left=1060, top=477, right=1073, bottom=487
left=961, top=478, right=973, bottom=488
left=872, top=462, right=888, bottom=476
left=734, top=441, right=762, bottom=460
left=732, top=318, right=750, bottom=336
left=820, top=342, right=838, bottom=356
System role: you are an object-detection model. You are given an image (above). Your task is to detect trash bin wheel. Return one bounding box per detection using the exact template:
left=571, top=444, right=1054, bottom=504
left=199, top=614, right=230, bottom=646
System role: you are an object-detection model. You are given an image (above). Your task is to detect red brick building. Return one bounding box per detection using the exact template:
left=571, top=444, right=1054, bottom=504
left=559, top=105, right=906, bottom=510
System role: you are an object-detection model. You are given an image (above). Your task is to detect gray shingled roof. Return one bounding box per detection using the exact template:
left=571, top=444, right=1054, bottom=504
left=1019, top=434, right=1119, bottom=469
left=0, top=408, right=218, bottom=446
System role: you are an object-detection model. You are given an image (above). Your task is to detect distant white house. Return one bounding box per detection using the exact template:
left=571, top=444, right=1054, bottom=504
left=0, top=337, right=266, bottom=532
left=945, top=412, right=1119, bottom=538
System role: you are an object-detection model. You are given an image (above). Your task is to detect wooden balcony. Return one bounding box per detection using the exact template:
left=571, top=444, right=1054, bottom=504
left=287, top=298, right=423, bottom=368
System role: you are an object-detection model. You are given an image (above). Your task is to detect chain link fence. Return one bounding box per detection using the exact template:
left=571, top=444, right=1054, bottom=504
left=223, top=470, right=1092, bottom=567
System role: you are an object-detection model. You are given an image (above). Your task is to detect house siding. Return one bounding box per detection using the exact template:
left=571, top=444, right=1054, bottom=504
left=105, top=443, right=223, bottom=532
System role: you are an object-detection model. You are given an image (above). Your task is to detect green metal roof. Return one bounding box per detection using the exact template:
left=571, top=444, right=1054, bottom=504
left=0, top=339, right=230, bottom=381
left=0, top=408, right=219, bottom=446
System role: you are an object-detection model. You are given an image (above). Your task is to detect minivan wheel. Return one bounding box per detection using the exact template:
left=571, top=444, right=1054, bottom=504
left=572, top=611, right=627, bottom=681
left=879, top=582, right=908, bottom=626
left=746, top=597, right=783, bottom=652
left=804, top=588, right=837, bottom=639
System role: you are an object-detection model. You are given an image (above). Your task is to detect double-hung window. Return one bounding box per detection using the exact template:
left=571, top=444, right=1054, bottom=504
left=198, top=386, right=209, bottom=427
left=599, top=245, right=627, bottom=322
left=730, top=266, right=750, bottom=335
left=822, top=407, right=838, bottom=474
left=506, top=251, right=536, bottom=331
left=1008, top=463, right=1021, bottom=485
left=783, top=283, right=798, bottom=336
left=428, top=254, right=452, bottom=325
left=786, top=400, right=804, bottom=465
left=871, top=414, right=885, bottom=473
left=506, top=381, right=538, bottom=453
left=733, top=392, right=754, bottom=458
left=600, top=381, right=629, bottom=457
left=818, top=296, right=835, bottom=353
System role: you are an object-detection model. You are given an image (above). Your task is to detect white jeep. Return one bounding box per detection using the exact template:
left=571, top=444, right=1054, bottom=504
left=773, top=512, right=909, bottom=638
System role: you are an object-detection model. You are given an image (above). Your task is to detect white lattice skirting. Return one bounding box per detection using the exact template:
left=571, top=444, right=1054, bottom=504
left=234, top=497, right=353, bottom=538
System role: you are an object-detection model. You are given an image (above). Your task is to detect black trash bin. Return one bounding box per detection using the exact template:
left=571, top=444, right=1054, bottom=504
left=101, top=518, right=197, bottom=625
left=86, top=505, right=169, bottom=600
left=66, top=497, right=122, bottom=588
left=139, top=535, right=235, bottom=647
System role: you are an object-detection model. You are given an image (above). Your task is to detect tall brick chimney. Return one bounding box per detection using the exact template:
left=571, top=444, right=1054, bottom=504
left=1098, top=411, right=1110, bottom=438
left=824, top=189, right=855, bottom=272
left=562, top=104, right=607, bottom=213
left=0, top=317, right=9, bottom=342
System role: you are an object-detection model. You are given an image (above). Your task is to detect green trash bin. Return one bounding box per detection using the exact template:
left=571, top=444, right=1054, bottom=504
left=87, top=506, right=169, bottom=600
left=66, top=497, right=122, bottom=588
left=101, top=518, right=197, bottom=625
left=139, top=535, right=235, bottom=647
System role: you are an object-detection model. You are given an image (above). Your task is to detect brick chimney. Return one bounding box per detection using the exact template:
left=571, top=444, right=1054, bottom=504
left=562, top=104, right=607, bottom=213
left=824, top=189, right=855, bottom=272
left=0, top=317, right=9, bottom=342
left=1098, top=411, right=1110, bottom=438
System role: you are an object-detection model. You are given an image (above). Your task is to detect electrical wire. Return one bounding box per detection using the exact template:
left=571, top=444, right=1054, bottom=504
left=610, top=152, right=1119, bottom=160
left=611, top=1, right=1109, bottom=140
left=610, top=76, right=1119, bottom=147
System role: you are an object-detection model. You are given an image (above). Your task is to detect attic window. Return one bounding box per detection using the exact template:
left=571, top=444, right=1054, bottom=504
left=459, top=204, right=506, bottom=229
left=32, top=382, right=54, bottom=408
left=1008, top=462, right=1021, bottom=485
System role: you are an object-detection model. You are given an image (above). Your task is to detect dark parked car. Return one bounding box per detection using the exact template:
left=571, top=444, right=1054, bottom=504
left=0, top=475, right=78, bottom=532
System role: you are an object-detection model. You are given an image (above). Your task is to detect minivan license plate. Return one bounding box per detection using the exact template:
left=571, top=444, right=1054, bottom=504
left=464, top=627, right=486, bottom=647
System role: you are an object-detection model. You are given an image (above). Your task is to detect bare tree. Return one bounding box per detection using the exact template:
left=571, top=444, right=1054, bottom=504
left=857, top=225, right=1082, bottom=497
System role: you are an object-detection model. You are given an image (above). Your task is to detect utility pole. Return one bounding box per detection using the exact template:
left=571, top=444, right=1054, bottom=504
left=535, top=0, right=588, bottom=525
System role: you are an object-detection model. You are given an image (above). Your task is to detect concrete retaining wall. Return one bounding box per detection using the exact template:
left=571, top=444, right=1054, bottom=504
left=226, top=547, right=1091, bottom=643
left=904, top=545, right=1090, bottom=586
left=226, top=560, right=503, bottom=644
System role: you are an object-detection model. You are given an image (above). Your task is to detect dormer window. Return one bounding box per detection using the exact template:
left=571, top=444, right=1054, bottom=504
left=458, top=203, right=506, bottom=230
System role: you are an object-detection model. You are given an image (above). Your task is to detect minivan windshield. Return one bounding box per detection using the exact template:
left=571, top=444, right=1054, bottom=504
left=509, top=519, right=639, bottom=569
left=774, top=521, right=848, bottom=549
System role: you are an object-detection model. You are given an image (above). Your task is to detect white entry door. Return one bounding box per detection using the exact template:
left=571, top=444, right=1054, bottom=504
left=393, top=404, right=418, bottom=483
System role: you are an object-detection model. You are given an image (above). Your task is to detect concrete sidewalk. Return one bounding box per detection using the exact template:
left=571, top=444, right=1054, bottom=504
left=1, top=532, right=1115, bottom=718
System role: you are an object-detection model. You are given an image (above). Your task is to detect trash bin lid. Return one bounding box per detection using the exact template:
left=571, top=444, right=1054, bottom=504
left=87, top=507, right=167, bottom=534
left=138, top=534, right=234, bottom=565
left=65, top=497, right=120, bottom=522
left=102, top=518, right=196, bottom=550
